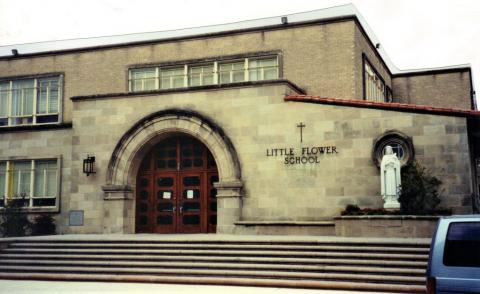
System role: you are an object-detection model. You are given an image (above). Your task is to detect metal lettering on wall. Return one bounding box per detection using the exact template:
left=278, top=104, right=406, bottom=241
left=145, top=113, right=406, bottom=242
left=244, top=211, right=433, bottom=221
left=265, top=122, right=339, bottom=165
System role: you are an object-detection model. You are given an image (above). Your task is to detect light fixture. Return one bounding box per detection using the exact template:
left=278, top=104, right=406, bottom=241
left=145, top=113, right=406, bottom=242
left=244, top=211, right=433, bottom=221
left=281, top=16, right=288, bottom=24
left=11, top=49, right=19, bottom=56
left=83, top=155, right=96, bottom=176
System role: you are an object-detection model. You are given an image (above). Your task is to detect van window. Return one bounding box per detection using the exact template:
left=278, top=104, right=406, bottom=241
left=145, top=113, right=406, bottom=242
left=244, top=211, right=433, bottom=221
left=443, top=222, right=480, bottom=267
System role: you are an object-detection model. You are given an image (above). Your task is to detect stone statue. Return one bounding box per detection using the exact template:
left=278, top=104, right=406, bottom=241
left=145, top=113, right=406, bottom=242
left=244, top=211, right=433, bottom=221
left=381, top=146, right=401, bottom=209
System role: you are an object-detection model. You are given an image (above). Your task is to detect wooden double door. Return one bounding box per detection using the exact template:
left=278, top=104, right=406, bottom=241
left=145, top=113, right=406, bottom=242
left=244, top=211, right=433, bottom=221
left=136, top=135, right=218, bottom=234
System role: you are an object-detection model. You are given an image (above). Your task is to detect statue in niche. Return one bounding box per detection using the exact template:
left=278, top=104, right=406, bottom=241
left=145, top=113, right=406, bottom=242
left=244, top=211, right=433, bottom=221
left=381, top=146, right=401, bottom=209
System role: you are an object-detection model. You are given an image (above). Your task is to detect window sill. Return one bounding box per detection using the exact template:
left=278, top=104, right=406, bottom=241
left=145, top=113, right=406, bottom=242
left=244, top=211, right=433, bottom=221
left=0, top=206, right=59, bottom=213
left=0, top=122, right=72, bottom=133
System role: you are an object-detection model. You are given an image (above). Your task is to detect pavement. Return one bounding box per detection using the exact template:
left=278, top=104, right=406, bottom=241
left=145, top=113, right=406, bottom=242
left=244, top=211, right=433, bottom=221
left=0, top=280, right=398, bottom=294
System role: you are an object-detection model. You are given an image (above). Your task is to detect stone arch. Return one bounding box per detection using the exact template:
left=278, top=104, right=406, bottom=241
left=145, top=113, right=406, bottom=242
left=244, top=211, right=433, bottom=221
left=102, top=109, right=243, bottom=234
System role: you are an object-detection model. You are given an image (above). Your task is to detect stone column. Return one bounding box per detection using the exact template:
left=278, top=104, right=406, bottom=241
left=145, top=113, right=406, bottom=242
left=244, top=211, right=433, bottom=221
left=215, top=180, right=243, bottom=234
left=102, top=185, right=134, bottom=234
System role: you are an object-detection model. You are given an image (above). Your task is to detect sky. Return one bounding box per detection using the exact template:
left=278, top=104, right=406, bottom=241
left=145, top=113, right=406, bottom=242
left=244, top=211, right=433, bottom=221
left=0, top=0, right=479, bottom=105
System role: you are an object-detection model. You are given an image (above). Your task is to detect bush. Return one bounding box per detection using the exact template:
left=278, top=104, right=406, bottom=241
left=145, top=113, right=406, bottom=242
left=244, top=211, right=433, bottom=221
left=0, top=197, right=32, bottom=237
left=399, top=161, right=442, bottom=215
left=31, top=214, right=56, bottom=236
left=342, top=204, right=361, bottom=215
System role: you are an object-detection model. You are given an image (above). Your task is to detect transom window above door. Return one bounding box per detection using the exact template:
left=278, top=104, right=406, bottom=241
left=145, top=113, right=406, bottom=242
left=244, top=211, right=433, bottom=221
left=128, top=55, right=279, bottom=92
left=140, top=136, right=217, bottom=172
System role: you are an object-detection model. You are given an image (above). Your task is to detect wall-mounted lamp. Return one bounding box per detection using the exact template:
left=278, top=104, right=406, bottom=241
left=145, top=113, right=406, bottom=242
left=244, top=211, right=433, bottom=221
left=281, top=16, right=288, bottom=24
left=375, top=43, right=381, bottom=49
left=83, top=155, right=96, bottom=176
left=11, top=49, right=19, bottom=56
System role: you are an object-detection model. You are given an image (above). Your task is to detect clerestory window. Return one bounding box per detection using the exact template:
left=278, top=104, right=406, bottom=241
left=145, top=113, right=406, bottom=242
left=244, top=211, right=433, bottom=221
left=129, top=55, right=279, bottom=92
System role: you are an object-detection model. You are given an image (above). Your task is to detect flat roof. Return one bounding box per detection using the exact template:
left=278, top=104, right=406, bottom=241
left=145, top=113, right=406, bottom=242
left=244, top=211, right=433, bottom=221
left=0, top=4, right=471, bottom=76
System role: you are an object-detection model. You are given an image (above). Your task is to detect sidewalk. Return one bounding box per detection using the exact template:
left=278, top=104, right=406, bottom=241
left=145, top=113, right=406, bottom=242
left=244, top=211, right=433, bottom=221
left=0, top=280, right=396, bottom=294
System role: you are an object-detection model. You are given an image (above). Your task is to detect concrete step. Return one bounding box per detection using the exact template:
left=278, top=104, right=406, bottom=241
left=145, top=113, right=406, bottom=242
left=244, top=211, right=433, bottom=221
left=0, top=265, right=426, bottom=284
left=1, top=248, right=429, bottom=260
left=0, top=253, right=428, bottom=267
left=9, top=242, right=430, bottom=253
left=0, top=272, right=426, bottom=293
left=0, top=236, right=430, bottom=293
left=7, top=235, right=430, bottom=246
left=0, top=259, right=426, bottom=275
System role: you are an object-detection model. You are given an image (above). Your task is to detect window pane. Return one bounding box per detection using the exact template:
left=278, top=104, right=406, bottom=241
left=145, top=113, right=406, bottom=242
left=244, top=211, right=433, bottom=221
left=0, top=82, right=9, bottom=117
left=38, top=77, right=60, bottom=114
left=131, top=68, right=156, bottom=91
left=37, top=87, right=47, bottom=114
left=219, top=62, right=244, bottom=84
left=12, top=80, right=34, bottom=116
left=189, top=65, right=214, bottom=86
left=12, top=161, right=31, bottom=198
left=34, top=160, right=57, bottom=198
left=160, top=67, right=184, bottom=89
left=249, top=58, right=278, bottom=81
left=0, top=162, right=5, bottom=199
left=365, top=62, right=386, bottom=102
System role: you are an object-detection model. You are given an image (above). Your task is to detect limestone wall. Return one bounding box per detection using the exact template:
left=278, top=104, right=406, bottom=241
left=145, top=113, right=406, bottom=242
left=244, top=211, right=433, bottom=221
left=0, top=128, right=73, bottom=233
left=67, top=83, right=472, bottom=233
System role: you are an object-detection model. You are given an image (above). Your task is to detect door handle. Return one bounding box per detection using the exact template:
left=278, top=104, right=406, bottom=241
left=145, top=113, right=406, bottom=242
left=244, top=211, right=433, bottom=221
left=172, top=206, right=176, bottom=212
left=179, top=206, right=183, bottom=214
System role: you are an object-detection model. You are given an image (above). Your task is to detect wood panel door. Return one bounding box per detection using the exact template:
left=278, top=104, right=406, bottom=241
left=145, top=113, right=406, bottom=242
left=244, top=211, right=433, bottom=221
left=135, top=135, right=218, bottom=234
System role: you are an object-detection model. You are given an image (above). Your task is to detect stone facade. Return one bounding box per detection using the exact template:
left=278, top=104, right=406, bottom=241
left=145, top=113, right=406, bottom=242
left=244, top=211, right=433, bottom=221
left=0, top=12, right=477, bottom=236
left=61, top=82, right=473, bottom=234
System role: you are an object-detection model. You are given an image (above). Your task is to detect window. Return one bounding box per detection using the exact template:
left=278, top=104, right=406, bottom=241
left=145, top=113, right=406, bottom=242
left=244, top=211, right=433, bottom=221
left=444, top=222, right=480, bottom=267
left=189, top=65, right=214, bottom=86
left=130, top=68, right=156, bottom=91
left=0, top=75, right=62, bottom=127
left=0, top=159, right=59, bottom=209
left=128, top=54, right=279, bottom=92
left=372, top=131, right=414, bottom=167
left=383, top=143, right=404, bottom=161
left=248, top=57, right=278, bottom=81
left=364, top=58, right=389, bottom=102
left=219, top=61, right=245, bottom=84
left=160, top=67, right=185, bottom=89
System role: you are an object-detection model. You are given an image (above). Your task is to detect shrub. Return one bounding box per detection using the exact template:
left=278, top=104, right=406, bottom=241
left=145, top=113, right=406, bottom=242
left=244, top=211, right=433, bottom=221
left=0, top=197, right=32, bottom=237
left=342, top=204, right=361, bottom=215
left=31, top=214, right=56, bottom=236
left=399, top=161, right=442, bottom=215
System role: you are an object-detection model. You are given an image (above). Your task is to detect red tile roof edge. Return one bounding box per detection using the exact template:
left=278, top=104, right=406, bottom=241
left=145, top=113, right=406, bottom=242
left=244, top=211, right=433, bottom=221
left=284, top=95, right=480, bottom=118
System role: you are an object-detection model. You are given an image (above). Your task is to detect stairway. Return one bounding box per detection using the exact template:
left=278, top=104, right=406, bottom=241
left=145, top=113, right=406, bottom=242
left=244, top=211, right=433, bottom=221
left=0, top=235, right=429, bottom=293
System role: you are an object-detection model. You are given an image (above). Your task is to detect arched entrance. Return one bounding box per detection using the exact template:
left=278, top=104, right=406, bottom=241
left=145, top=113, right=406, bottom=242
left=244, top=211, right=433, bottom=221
left=136, top=134, right=219, bottom=234
left=103, top=109, right=243, bottom=234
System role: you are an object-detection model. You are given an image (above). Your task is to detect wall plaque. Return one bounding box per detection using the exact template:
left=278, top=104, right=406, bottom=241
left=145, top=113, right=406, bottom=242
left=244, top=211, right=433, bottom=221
left=69, top=210, right=84, bottom=226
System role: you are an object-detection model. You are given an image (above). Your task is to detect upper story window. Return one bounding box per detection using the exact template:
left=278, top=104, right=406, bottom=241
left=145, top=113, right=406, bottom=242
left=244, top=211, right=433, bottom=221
left=219, top=61, right=245, bottom=84
left=248, top=57, right=278, bottom=81
left=364, top=58, right=392, bottom=103
left=189, top=65, right=214, bottom=87
left=160, top=67, right=185, bottom=89
left=0, top=75, right=62, bottom=127
left=129, top=55, right=279, bottom=92
left=0, top=158, right=60, bottom=209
